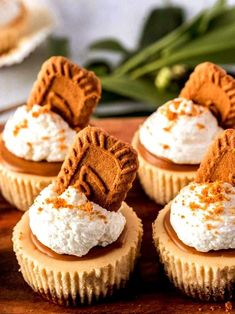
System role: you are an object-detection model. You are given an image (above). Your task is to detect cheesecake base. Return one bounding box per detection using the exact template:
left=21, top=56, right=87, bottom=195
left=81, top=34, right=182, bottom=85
left=132, top=131, right=196, bottom=205
left=153, top=204, right=235, bottom=301
left=0, top=162, right=55, bottom=211
left=13, top=202, right=143, bottom=306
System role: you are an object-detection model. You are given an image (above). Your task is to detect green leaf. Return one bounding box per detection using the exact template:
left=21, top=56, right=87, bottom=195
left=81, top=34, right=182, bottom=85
left=197, top=0, right=227, bottom=34
left=115, top=1, right=229, bottom=75
left=206, top=7, right=235, bottom=30
left=84, top=60, right=112, bottom=76
left=176, top=48, right=235, bottom=66
left=114, top=11, right=205, bottom=75
left=89, top=38, right=129, bottom=54
left=100, top=90, right=128, bottom=103
left=101, top=75, right=175, bottom=105
left=138, top=7, right=184, bottom=48
left=162, top=6, right=235, bottom=56
left=47, top=36, right=70, bottom=57
left=130, top=22, right=235, bottom=78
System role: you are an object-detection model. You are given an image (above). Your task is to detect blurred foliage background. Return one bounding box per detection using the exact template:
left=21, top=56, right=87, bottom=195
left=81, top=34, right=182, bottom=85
left=73, top=0, right=235, bottom=116
left=1, top=0, right=235, bottom=119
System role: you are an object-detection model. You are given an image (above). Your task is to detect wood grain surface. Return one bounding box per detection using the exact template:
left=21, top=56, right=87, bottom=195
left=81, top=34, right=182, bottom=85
left=0, top=118, right=233, bottom=314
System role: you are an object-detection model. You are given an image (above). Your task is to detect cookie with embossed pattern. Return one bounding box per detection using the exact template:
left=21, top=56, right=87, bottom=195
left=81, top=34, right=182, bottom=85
left=27, top=56, right=101, bottom=129
left=195, top=129, right=235, bottom=184
left=54, top=126, right=138, bottom=211
left=180, top=62, right=235, bottom=127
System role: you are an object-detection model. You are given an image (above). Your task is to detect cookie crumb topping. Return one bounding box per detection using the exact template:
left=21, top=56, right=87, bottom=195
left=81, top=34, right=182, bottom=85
left=44, top=197, right=107, bottom=222
left=162, top=144, right=170, bottom=150
left=41, top=136, right=49, bottom=140
left=31, top=104, right=51, bottom=118
left=196, top=123, right=205, bottom=129
left=171, top=180, right=235, bottom=252
left=13, top=119, right=28, bottom=136
left=188, top=181, right=233, bottom=222
left=159, top=98, right=205, bottom=124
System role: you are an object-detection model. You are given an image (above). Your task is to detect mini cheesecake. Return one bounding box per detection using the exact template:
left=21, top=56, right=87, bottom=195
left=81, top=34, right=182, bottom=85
left=132, top=98, right=222, bottom=205
left=132, top=130, right=196, bottom=205
left=0, top=105, right=75, bottom=211
left=13, top=202, right=142, bottom=305
left=153, top=128, right=235, bottom=302
left=0, top=56, right=101, bottom=211
left=13, top=126, right=143, bottom=305
left=153, top=201, right=235, bottom=301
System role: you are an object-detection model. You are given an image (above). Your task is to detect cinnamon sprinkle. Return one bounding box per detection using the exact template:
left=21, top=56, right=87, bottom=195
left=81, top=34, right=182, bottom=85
left=213, top=205, right=224, bottom=215
left=204, top=213, right=223, bottom=222
left=197, top=181, right=230, bottom=205
left=79, top=202, right=93, bottom=213
left=167, top=111, right=177, bottom=121
left=59, top=144, right=67, bottom=150
left=189, top=185, right=195, bottom=191
left=45, top=198, right=74, bottom=209
left=160, top=99, right=202, bottom=123
left=197, top=123, right=205, bottom=129
left=189, top=202, right=199, bottom=211
left=44, top=197, right=107, bottom=222
left=163, top=125, right=172, bottom=132
left=31, top=104, right=51, bottom=118
left=58, top=136, right=66, bottom=142
left=13, top=119, right=28, bottom=136
left=206, top=224, right=214, bottom=230
left=188, top=182, right=234, bottom=224
left=162, top=144, right=170, bottom=150
left=41, top=136, right=49, bottom=140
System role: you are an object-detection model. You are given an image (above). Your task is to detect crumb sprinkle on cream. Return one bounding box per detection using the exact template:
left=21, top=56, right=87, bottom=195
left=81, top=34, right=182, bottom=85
left=13, top=119, right=28, bottom=136
left=44, top=197, right=107, bottom=222
left=31, top=104, right=51, bottom=118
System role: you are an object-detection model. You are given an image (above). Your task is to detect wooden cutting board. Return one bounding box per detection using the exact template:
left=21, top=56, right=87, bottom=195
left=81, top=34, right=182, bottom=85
left=0, top=118, right=232, bottom=314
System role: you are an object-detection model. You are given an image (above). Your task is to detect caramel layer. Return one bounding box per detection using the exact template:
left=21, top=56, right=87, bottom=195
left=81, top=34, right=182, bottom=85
left=0, top=139, right=61, bottom=176
left=30, top=226, right=127, bottom=261
left=137, top=137, right=198, bottom=172
left=164, top=209, right=235, bottom=257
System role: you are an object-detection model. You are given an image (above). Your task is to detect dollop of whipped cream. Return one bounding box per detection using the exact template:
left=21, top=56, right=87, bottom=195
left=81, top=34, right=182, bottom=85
left=139, top=98, right=222, bottom=164
left=170, top=181, right=235, bottom=252
left=29, top=184, right=126, bottom=257
left=2, top=104, right=76, bottom=162
left=0, top=0, right=21, bottom=27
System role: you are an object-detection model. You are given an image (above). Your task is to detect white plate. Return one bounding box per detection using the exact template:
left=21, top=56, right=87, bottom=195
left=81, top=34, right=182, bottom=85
left=0, top=0, right=55, bottom=68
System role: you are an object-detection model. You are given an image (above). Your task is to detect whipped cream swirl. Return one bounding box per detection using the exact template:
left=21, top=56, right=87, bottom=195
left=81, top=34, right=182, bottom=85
left=29, top=184, right=126, bottom=257
left=170, top=181, right=235, bottom=252
left=139, top=98, right=222, bottom=164
left=2, top=104, right=76, bottom=162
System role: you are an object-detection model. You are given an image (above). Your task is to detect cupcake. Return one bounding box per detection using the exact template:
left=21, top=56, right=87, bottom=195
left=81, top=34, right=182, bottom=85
left=0, top=56, right=101, bottom=211
left=132, top=97, right=222, bottom=205
left=133, top=62, right=235, bottom=205
left=13, top=126, right=143, bottom=305
left=0, top=0, right=28, bottom=54
left=153, top=129, right=235, bottom=301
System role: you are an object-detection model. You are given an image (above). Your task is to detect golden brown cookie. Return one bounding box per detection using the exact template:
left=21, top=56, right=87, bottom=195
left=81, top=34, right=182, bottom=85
left=180, top=62, right=235, bottom=127
left=195, top=129, right=235, bottom=184
left=54, top=126, right=138, bottom=211
left=27, top=56, right=101, bottom=129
